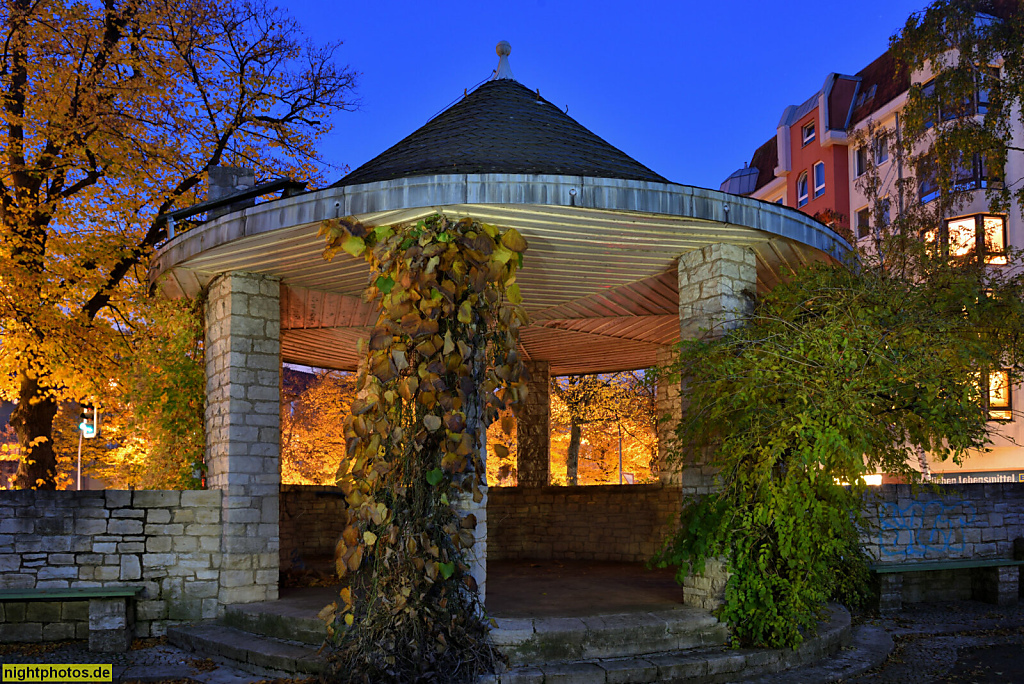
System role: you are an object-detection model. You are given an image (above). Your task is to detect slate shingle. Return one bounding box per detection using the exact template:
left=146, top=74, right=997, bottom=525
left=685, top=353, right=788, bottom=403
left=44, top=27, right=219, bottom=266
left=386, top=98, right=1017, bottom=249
left=334, top=79, right=667, bottom=187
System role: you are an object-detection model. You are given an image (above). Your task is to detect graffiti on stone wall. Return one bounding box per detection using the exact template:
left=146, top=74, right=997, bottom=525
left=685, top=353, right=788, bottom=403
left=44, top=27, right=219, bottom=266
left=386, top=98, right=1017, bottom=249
left=877, top=500, right=975, bottom=558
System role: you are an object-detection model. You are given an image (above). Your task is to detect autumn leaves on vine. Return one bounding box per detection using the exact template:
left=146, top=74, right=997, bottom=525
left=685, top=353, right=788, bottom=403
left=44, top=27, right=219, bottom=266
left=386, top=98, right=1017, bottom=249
left=316, top=214, right=527, bottom=673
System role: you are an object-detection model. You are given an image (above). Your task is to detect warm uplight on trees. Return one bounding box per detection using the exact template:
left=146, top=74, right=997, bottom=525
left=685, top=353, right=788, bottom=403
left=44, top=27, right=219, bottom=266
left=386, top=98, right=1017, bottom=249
left=485, top=371, right=658, bottom=487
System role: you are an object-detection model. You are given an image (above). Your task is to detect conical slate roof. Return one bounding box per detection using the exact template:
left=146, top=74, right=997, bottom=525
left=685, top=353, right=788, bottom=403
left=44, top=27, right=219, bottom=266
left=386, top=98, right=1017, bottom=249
left=335, top=78, right=667, bottom=187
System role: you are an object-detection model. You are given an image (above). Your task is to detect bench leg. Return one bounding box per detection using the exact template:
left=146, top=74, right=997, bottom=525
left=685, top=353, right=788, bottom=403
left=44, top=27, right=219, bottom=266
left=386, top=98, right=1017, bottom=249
left=972, top=566, right=1019, bottom=607
left=88, top=598, right=134, bottom=653
left=877, top=573, right=903, bottom=613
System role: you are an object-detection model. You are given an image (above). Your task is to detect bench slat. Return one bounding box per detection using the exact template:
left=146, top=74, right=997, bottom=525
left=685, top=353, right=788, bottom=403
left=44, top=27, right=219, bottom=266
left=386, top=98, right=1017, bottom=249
left=870, top=559, right=1024, bottom=574
left=0, top=587, right=143, bottom=601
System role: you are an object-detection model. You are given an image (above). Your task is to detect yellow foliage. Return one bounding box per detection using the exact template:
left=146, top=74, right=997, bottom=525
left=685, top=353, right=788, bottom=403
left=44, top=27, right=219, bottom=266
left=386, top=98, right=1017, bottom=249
left=280, top=369, right=354, bottom=486
left=0, top=0, right=356, bottom=488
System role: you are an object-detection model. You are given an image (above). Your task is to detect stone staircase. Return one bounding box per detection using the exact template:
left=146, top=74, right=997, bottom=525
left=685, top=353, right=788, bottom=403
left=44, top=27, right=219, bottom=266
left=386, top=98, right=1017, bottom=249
left=491, top=606, right=729, bottom=666
left=485, top=604, right=854, bottom=683
left=168, top=596, right=857, bottom=682
left=168, top=601, right=328, bottom=678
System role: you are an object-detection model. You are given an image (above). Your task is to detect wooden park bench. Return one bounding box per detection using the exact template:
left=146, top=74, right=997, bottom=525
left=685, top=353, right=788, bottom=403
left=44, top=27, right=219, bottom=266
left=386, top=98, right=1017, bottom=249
left=0, top=586, right=143, bottom=652
left=870, top=558, right=1024, bottom=613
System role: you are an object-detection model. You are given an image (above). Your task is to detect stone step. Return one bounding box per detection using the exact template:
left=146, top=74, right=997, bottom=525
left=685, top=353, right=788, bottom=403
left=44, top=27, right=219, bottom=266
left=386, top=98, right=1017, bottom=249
left=490, top=606, right=729, bottom=666
left=223, top=601, right=327, bottom=645
left=483, top=604, right=852, bottom=683
left=167, top=623, right=327, bottom=678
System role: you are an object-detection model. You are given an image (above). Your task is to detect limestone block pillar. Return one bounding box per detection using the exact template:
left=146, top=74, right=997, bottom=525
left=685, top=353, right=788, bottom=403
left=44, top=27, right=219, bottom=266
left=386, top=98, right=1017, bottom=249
left=674, top=243, right=757, bottom=488
left=205, top=272, right=281, bottom=606
left=456, top=394, right=491, bottom=605
left=673, top=244, right=757, bottom=610
left=455, top=483, right=487, bottom=605
left=678, top=242, right=757, bottom=340
left=516, top=361, right=550, bottom=487
left=655, top=346, right=681, bottom=485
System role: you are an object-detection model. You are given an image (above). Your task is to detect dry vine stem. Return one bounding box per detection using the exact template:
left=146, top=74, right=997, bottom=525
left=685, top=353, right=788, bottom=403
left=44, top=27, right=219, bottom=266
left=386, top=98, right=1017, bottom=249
left=316, top=214, right=528, bottom=681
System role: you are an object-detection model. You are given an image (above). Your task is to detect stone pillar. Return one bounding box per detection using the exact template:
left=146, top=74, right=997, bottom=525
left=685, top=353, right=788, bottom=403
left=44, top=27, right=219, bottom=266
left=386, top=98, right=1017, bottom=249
left=678, top=243, right=757, bottom=340
left=516, top=361, right=550, bottom=487
left=670, top=243, right=757, bottom=492
left=455, top=481, right=487, bottom=606
left=456, top=388, right=490, bottom=605
left=205, top=272, right=281, bottom=606
left=674, top=244, right=756, bottom=610
left=88, top=598, right=134, bottom=652
left=655, top=346, right=681, bottom=485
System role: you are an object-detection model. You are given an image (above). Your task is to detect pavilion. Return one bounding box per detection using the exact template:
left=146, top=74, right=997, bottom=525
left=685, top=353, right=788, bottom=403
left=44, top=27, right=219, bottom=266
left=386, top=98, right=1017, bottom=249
left=148, top=42, right=850, bottom=609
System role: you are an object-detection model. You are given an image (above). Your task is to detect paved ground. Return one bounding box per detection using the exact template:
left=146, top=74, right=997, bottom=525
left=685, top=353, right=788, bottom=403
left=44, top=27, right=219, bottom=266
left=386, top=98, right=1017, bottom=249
left=0, top=638, right=266, bottom=684
left=4, top=599, right=1024, bottom=682
left=488, top=559, right=683, bottom=618
left=846, top=600, right=1024, bottom=683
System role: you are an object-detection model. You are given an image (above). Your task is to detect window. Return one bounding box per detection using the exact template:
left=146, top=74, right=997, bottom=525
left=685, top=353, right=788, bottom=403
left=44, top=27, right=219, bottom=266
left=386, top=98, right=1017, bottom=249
left=953, top=153, right=1003, bottom=192
left=943, top=214, right=1007, bottom=264
left=797, top=173, right=809, bottom=207
left=855, top=146, right=868, bottom=177
left=987, top=369, right=1013, bottom=421
left=920, top=153, right=1003, bottom=204
left=927, top=214, right=1007, bottom=264
left=802, top=121, right=815, bottom=145
left=921, top=68, right=1001, bottom=127
left=918, top=158, right=940, bottom=204
left=976, top=67, right=999, bottom=115
left=813, top=162, right=825, bottom=198
left=856, top=207, right=870, bottom=239
left=880, top=197, right=891, bottom=226
left=922, top=80, right=937, bottom=129
left=874, top=136, right=889, bottom=164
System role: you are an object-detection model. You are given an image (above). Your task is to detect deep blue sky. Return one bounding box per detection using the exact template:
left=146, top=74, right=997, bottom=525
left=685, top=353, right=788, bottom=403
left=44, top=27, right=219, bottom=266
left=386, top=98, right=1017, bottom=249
left=289, top=0, right=927, bottom=189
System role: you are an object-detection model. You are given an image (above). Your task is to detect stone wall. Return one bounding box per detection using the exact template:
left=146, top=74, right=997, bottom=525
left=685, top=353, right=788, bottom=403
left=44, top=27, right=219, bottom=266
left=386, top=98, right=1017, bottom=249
left=863, top=483, right=1024, bottom=603
left=488, top=484, right=681, bottom=562
left=682, top=483, right=1024, bottom=611
left=0, top=490, right=223, bottom=641
left=279, top=485, right=346, bottom=571
left=863, top=483, right=1024, bottom=563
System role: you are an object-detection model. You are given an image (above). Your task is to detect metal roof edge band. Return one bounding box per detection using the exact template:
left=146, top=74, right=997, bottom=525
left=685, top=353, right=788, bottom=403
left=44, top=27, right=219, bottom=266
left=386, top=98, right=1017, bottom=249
left=148, top=174, right=852, bottom=288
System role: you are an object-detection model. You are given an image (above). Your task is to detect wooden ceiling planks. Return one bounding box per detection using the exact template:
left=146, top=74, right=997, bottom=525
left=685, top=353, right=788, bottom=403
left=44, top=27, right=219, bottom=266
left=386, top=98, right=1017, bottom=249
left=517, top=327, right=663, bottom=375
left=533, top=271, right=678, bottom=321
left=281, top=327, right=368, bottom=371
left=279, top=322, right=670, bottom=375
left=537, top=315, right=679, bottom=346
left=157, top=192, right=839, bottom=375
left=280, top=286, right=379, bottom=330
left=276, top=269, right=684, bottom=374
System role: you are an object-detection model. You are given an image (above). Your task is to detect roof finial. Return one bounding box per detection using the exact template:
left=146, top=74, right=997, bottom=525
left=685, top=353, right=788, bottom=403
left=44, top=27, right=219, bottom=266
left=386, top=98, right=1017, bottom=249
left=493, top=41, right=514, bottom=81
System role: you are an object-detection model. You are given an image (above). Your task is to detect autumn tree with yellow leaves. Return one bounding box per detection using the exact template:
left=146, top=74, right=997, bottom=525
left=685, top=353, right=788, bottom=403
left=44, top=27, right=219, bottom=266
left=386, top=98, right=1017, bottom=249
left=549, top=372, right=657, bottom=486
left=0, top=0, right=356, bottom=488
left=281, top=368, right=355, bottom=486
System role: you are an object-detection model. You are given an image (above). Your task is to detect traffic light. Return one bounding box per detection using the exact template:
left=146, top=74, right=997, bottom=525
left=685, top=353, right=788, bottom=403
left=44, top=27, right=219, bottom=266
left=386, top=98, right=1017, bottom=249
left=79, top=404, right=99, bottom=439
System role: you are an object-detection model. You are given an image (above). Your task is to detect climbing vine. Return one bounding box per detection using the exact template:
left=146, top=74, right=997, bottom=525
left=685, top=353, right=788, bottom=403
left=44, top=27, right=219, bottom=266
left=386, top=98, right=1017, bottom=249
left=317, top=214, right=529, bottom=682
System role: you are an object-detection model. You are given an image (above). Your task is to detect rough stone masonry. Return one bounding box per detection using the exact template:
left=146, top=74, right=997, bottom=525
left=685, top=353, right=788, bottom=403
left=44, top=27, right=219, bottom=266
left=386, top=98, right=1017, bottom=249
left=0, top=489, right=223, bottom=640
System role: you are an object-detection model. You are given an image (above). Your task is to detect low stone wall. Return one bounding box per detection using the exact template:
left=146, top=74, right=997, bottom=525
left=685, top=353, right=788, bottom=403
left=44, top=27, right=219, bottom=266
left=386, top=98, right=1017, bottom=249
left=488, top=484, right=682, bottom=562
left=0, top=489, right=223, bottom=640
left=682, top=483, right=1024, bottom=610
left=863, top=483, right=1024, bottom=605
left=279, top=485, right=346, bottom=571
left=863, top=483, right=1024, bottom=563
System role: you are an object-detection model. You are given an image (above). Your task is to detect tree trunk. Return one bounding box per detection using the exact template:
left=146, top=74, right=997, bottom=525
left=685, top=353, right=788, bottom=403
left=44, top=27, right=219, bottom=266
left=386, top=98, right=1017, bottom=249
left=10, top=373, right=60, bottom=489
left=566, top=421, right=581, bottom=486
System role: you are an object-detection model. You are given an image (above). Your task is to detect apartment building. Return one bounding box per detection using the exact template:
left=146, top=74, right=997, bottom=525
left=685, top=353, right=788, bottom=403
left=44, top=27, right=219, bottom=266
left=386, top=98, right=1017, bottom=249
left=721, top=30, right=1024, bottom=482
